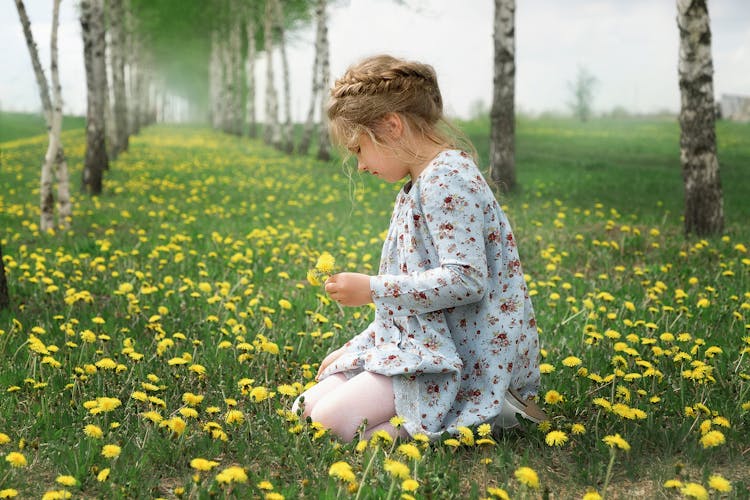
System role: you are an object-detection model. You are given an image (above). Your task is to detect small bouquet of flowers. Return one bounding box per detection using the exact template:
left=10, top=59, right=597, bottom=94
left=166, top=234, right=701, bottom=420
left=307, top=251, right=336, bottom=286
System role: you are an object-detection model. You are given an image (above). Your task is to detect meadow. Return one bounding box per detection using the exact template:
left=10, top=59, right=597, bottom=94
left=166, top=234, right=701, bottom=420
left=0, top=114, right=748, bottom=499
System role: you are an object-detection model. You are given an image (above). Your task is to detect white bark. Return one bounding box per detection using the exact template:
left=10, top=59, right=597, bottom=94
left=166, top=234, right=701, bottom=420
left=245, top=15, right=258, bottom=137
left=109, top=0, right=128, bottom=156
left=299, top=0, right=325, bottom=155
left=15, top=0, right=71, bottom=231
left=81, top=0, right=109, bottom=194
left=489, top=0, right=516, bottom=193
left=677, top=0, right=724, bottom=235
left=316, top=0, right=331, bottom=161
left=273, top=0, right=293, bottom=152
left=51, top=0, right=71, bottom=228
left=264, top=0, right=281, bottom=148
left=209, top=30, right=222, bottom=129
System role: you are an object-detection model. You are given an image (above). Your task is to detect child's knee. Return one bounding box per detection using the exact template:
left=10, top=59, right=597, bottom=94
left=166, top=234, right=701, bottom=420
left=310, top=398, right=361, bottom=442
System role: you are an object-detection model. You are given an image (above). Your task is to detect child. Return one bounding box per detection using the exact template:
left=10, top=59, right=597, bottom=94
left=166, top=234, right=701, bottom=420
left=293, top=54, right=544, bottom=442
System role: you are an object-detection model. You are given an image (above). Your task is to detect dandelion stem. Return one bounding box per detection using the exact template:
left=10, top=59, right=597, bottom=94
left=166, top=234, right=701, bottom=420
left=601, top=448, right=617, bottom=499
left=384, top=477, right=397, bottom=500
left=355, top=445, right=380, bottom=500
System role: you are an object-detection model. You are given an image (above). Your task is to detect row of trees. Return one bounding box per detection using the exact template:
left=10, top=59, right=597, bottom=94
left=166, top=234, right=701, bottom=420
left=489, top=0, right=724, bottom=236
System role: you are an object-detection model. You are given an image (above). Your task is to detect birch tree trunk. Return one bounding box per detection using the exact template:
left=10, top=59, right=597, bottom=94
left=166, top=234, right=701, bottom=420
left=50, top=0, right=71, bottom=228
left=15, top=0, right=71, bottom=231
left=677, top=0, right=723, bottom=236
left=109, top=0, right=129, bottom=157
left=298, top=0, right=325, bottom=155
left=229, top=3, right=243, bottom=136
left=245, top=15, right=258, bottom=138
left=489, top=0, right=516, bottom=193
left=0, top=242, right=9, bottom=311
left=264, top=0, right=281, bottom=148
left=209, top=30, right=222, bottom=129
left=316, top=0, right=331, bottom=161
left=273, top=0, right=293, bottom=152
left=81, top=0, right=109, bottom=195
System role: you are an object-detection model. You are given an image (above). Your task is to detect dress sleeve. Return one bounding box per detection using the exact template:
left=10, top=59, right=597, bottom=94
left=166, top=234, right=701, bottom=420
left=370, top=169, right=489, bottom=317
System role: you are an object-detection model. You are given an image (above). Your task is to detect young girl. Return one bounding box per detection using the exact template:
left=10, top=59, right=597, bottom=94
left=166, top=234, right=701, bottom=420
left=293, top=54, right=544, bottom=442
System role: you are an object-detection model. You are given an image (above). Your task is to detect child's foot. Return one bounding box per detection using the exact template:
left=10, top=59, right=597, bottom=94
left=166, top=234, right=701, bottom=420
left=493, top=388, right=548, bottom=430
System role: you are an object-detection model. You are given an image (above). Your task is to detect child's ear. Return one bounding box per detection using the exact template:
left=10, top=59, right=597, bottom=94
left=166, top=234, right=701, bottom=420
left=382, top=113, right=403, bottom=139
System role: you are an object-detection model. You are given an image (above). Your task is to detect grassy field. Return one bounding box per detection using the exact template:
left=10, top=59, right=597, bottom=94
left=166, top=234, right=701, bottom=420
left=0, top=115, right=748, bottom=499
left=0, top=111, right=85, bottom=143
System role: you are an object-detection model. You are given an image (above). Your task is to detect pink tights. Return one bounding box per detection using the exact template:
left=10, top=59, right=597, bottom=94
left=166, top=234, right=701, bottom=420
left=292, top=372, right=410, bottom=442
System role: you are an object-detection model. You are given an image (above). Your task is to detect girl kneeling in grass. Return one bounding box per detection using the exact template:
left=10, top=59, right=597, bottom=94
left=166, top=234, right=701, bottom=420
left=293, top=54, right=545, bottom=442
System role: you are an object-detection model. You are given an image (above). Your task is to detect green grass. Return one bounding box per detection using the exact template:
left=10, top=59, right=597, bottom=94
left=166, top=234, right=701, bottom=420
left=0, top=111, right=85, bottom=143
left=0, top=117, right=748, bottom=499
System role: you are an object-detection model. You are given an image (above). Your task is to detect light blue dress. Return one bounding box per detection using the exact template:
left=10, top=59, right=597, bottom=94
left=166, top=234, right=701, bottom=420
left=319, top=150, right=541, bottom=439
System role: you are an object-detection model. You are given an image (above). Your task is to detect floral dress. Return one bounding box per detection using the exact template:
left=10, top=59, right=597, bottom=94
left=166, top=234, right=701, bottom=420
left=319, top=150, right=541, bottom=439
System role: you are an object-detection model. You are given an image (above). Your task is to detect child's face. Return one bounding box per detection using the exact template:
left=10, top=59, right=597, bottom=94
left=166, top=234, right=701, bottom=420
left=354, top=133, right=410, bottom=183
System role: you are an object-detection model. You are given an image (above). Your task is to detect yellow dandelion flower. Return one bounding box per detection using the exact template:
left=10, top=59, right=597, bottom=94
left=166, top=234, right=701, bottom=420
left=443, top=438, right=460, bottom=448
left=41, top=489, right=71, bottom=500
left=257, top=480, right=274, bottom=490
left=539, top=363, right=555, bottom=374
left=315, top=252, right=336, bottom=274
left=5, top=452, right=27, bottom=467
left=514, top=466, right=540, bottom=489
left=581, top=491, right=602, bottom=500
left=0, top=433, right=9, bottom=445
left=602, top=433, right=630, bottom=451
left=402, top=479, right=419, bottom=492
left=216, top=466, right=248, bottom=484
left=562, top=356, right=582, bottom=367
left=384, top=459, right=410, bottom=480
left=545, top=430, right=568, bottom=447
left=83, top=424, right=103, bottom=439
left=700, top=430, right=725, bottom=448
left=250, top=386, right=272, bottom=402
left=397, top=443, right=421, bottom=461
left=101, top=444, right=121, bottom=459
left=389, top=415, right=406, bottom=428
left=486, top=486, right=510, bottom=499
left=663, top=479, right=683, bottom=489
left=225, top=410, right=245, bottom=425
left=328, top=461, right=356, bottom=483
left=680, top=482, right=708, bottom=500
left=544, top=390, right=564, bottom=405
left=477, top=423, right=492, bottom=437
left=457, top=426, right=474, bottom=446
left=0, top=489, right=19, bottom=498
left=190, top=458, right=220, bottom=471
left=708, top=474, right=731, bottom=492
left=97, top=468, right=110, bottom=482
left=571, top=424, right=586, bottom=435
left=265, top=493, right=284, bottom=500
left=182, top=392, right=203, bottom=406
left=55, top=475, right=77, bottom=486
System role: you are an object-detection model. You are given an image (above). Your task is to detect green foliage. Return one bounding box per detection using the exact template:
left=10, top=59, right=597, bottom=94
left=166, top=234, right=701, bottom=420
left=0, top=118, right=748, bottom=498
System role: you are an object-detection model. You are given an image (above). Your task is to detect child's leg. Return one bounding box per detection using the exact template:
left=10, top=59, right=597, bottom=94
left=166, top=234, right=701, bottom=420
left=291, top=373, right=347, bottom=418
left=310, top=371, right=405, bottom=442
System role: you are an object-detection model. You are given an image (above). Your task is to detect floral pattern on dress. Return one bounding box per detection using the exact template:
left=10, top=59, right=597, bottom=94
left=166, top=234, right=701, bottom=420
left=319, top=150, right=541, bottom=439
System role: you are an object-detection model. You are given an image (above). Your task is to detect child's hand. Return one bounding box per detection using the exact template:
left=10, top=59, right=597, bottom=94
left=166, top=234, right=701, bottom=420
left=325, top=273, right=373, bottom=307
left=316, top=347, right=344, bottom=380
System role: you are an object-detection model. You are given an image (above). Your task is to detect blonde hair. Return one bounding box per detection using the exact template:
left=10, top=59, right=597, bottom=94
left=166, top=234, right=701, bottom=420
left=327, top=54, right=475, bottom=166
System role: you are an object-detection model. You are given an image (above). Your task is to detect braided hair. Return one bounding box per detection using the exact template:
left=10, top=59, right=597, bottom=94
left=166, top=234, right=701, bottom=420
left=328, top=55, right=474, bottom=164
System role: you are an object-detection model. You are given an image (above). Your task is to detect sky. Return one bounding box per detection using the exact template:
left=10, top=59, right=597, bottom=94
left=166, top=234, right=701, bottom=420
left=1, top=0, right=749, bottom=120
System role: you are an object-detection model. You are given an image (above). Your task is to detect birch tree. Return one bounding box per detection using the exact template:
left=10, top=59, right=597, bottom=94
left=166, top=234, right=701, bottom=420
left=81, top=0, right=110, bottom=195
left=246, top=13, right=258, bottom=138
left=0, top=242, right=9, bottom=311
left=316, top=0, right=331, bottom=161
left=109, top=0, right=129, bottom=157
left=263, top=0, right=282, bottom=148
left=489, top=0, right=516, bottom=193
left=14, top=0, right=72, bottom=231
left=273, top=0, right=294, bottom=152
left=298, top=0, right=325, bottom=155
left=677, top=0, right=724, bottom=236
